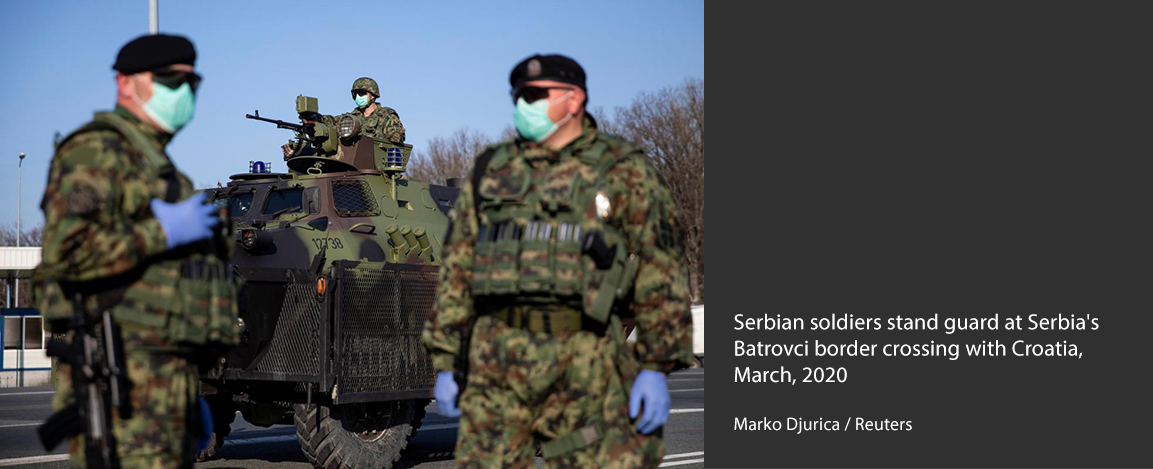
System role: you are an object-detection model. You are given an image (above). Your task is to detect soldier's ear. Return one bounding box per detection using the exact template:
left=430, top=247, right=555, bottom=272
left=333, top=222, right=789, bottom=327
left=568, top=89, right=586, bottom=115
left=116, top=73, right=132, bottom=98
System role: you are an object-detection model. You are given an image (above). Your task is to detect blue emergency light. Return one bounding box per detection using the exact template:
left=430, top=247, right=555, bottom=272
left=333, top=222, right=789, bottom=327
left=386, top=148, right=403, bottom=167
left=249, top=161, right=271, bottom=174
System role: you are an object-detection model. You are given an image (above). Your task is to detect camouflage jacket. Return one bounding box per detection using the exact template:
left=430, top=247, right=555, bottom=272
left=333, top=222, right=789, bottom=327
left=422, top=114, right=694, bottom=374
left=34, top=106, right=193, bottom=341
left=319, top=104, right=405, bottom=144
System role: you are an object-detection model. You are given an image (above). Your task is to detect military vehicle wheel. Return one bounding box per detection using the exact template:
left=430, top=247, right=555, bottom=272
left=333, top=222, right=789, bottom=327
left=293, top=400, right=425, bottom=469
left=196, top=394, right=238, bottom=461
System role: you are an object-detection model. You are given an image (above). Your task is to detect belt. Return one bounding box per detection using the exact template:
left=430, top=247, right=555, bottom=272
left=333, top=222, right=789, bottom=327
left=486, top=305, right=605, bottom=335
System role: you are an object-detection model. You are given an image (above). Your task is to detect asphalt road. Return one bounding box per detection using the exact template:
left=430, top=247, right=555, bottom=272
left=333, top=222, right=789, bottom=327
left=0, top=368, right=704, bottom=468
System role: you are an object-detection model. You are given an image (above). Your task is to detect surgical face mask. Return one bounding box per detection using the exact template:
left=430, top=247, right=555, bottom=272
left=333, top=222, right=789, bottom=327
left=514, top=91, right=573, bottom=142
left=354, top=94, right=371, bottom=108
left=134, top=79, right=196, bottom=133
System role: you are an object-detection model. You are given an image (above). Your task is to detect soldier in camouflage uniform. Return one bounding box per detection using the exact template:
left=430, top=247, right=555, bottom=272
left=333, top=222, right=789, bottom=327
left=422, top=54, right=693, bottom=468
left=316, top=77, right=406, bottom=143
left=34, top=34, right=238, bottom=468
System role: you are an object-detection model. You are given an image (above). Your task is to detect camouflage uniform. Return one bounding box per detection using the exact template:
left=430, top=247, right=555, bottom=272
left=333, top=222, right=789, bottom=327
left=34, top=106, right=212, bottom=468
left=423, top=114, right=694, bottom=468
left=318, top=105, right=406, bottom=144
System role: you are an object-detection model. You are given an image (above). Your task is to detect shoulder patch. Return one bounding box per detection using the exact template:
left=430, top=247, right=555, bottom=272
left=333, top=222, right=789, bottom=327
left=66, top=184, right=100, bottom=216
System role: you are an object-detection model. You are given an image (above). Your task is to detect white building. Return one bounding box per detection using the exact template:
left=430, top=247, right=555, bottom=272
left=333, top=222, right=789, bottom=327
left=1, top=247, right=49, bottom=387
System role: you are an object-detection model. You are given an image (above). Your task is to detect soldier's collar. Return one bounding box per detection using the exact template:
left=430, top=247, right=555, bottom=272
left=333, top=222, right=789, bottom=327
left=558, top=114, right=599, bottom=160
left=113, top=105, right=173, bottom=148
left=521, top=114, right=599, bottom=161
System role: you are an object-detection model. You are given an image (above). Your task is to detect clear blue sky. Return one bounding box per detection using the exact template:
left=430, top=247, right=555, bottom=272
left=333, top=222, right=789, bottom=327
left=0, top=0, right=704, bottom=230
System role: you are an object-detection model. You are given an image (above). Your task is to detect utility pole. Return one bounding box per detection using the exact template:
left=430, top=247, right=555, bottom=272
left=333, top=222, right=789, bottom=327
left=148, top=0, right=159, bottom=34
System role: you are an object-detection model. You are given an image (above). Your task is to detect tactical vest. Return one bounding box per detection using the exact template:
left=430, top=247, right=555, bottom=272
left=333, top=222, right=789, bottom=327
left=38, top=112, right=241, bottom=349
left=469, top=138, right=641, bottom=324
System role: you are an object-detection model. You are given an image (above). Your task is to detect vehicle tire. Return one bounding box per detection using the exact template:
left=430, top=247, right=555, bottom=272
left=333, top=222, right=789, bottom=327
left=406, top=399, right=429, bottom=439
left=293, top=399, right=425, bottom=469
left=196, top=394, right=238, bottom=462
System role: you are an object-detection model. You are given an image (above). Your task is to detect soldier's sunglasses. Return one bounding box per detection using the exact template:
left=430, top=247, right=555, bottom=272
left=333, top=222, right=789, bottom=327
left=151, top=69, right=201, bottom=93
left=512, top=86, right=575, bottom=104
left=352, top=90, right=373, bottom=98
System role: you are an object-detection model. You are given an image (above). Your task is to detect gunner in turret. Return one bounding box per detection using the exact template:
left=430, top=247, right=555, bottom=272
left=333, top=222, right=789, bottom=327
left=318, top=77, right=406, bottom=144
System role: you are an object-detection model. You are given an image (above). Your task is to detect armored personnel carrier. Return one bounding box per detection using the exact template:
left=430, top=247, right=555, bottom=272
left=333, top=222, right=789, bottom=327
left=199, top=96, right=460, bottom=468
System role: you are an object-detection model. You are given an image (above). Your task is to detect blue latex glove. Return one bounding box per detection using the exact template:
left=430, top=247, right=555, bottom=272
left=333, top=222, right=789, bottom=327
left=629, top=370, right=670, bottom=435
left=195, top=397, right=214, bottom=454
left=434, top=371, right=461, bottom=418
left=150, top=192, right=220, bottom=250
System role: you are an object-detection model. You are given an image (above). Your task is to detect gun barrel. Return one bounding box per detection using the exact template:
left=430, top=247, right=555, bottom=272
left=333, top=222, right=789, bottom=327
left=246, top=112, right=305, bottom=132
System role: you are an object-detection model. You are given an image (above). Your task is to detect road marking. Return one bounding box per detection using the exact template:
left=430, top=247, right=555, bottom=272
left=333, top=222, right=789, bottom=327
left=0, top=391, right=55, bottom=397
left=665, top=451, right=704, bottom=459
left=669, top=408, right=704, bottom=414
left=0, top=454, right=69, bottom=467
left=659, top=458, right=705, bottom=467
left=669, top=388, right=704, bottom=393
left=0, top=422, right=40, bottom=429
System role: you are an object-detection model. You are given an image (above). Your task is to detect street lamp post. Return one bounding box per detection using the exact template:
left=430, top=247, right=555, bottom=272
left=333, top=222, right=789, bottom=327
left=16, top=152, right=25, bottom=308
left=17, top=153, right=24, bottom=248
left=149, top=0, right=159, bottom=34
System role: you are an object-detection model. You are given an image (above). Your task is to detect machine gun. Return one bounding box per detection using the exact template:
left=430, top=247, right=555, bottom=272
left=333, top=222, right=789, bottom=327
left=38, top=291, right=131, bottom=469
left=245, top=110, right=307, bottom=134
left=247, top=96, right=339, bottom=160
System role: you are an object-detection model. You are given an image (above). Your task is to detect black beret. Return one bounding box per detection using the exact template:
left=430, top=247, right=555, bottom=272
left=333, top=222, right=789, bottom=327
left=510, top=54, right=586, bottom=93
left=112, top=34, right=196, bottom=74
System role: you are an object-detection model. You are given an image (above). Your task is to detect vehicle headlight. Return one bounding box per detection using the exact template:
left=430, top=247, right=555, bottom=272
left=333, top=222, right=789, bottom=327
left=338, top=116, right=360, bottom=139
left=241, top=229, right=257, bottom=249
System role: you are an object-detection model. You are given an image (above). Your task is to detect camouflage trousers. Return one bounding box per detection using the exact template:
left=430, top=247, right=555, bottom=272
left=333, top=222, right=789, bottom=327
left=52, top=351, right=200, bottom=469
left=455, top=316, right=663, bottom=469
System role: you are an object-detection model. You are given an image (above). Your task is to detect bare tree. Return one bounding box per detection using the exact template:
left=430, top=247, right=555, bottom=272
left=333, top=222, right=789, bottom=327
left=498, top=125, right=519, bottom=141
left=407, top=128, right=493, bottom=185
left=592, top=106, right=621, bottom=135
left=608, top=78, right=705, bottom=300
left=0, top=224, right=42, bottom=247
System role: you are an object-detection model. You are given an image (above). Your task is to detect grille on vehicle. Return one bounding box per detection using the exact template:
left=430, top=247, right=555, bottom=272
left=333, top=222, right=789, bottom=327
left=253, top=282, right=323, bottom=377
left=336, top=263, right=439, bottom=395
left=331, top=179, right=380, bottom=217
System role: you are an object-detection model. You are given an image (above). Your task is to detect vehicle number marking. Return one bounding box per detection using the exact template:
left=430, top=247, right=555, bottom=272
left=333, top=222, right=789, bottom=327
left=312, top=237, right=345, bottom=249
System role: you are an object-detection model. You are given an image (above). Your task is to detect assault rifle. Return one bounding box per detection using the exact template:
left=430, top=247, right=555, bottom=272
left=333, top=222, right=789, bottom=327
left=38, top=291, right=131, bottom=469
